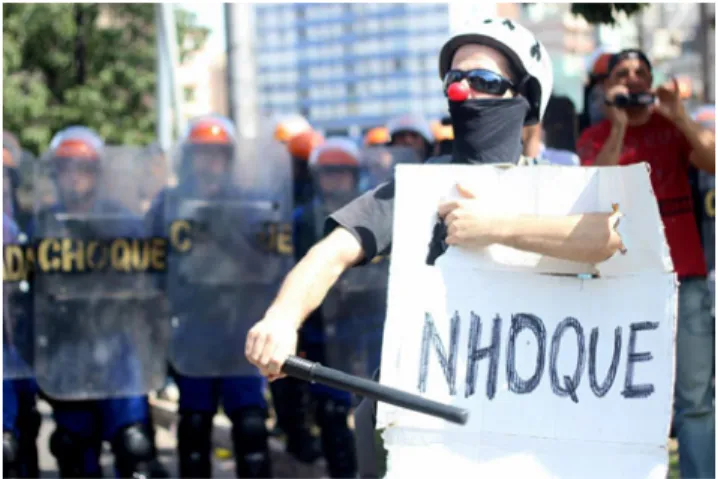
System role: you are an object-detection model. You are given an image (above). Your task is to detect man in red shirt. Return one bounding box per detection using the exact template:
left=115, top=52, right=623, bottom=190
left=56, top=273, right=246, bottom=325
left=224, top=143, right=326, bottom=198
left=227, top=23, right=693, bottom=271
left=577, top=49, right=715, bottom=479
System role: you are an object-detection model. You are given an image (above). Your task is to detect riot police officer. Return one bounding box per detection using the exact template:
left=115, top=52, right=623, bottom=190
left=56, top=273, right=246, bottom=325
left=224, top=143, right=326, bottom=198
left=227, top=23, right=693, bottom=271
left=363, top=127, right=391, bottom=148
left=32, top=127, right=167, bottom=478
left=146, top=116, right=279, bottom=478
left=386, top=114, right=435, bottom=162
left=293, top=138, right=364, bottom=478
left=3, top=138, right=40, bottom=479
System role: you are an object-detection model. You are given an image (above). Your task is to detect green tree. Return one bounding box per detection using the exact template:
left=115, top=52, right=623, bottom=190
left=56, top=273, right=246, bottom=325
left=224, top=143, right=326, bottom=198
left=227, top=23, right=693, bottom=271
left=570, top=3, right=650, bottom=25
left=3, top=3, right=209, bottom=154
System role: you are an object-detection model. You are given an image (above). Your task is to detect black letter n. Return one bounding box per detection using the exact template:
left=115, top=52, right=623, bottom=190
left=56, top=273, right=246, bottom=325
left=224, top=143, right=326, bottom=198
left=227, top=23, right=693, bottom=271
left=418, top=312, right=460, bottom=396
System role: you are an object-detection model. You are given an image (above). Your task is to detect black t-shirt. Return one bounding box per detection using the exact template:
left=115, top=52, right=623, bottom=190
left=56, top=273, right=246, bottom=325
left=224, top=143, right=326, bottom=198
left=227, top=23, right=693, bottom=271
left=324, top=154, right=541, bottom=266
left=325, top=180, right=396, bottom=266
left=324, top=155, right=454, bottom=266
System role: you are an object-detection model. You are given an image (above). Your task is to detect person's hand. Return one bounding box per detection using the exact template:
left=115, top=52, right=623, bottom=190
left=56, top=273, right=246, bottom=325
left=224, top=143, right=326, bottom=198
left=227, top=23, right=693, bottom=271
left=437, top=183, right=502, bottom=248
left=603, top=84, right=630, bottom=128
left=654, top=78, right=688, bottom=124
left=245, top=310, right=299, bottom=381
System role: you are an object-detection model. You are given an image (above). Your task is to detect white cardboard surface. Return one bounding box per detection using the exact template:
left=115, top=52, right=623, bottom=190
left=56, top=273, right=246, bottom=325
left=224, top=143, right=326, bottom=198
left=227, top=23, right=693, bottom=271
left=378, top=164, right=677, bottom=479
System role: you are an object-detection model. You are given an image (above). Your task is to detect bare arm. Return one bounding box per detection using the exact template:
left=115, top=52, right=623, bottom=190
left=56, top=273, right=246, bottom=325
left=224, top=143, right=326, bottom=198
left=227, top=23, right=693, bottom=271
left=674, top=114, right=716, bottom=174
left=591, top=124, right=626, bottom=166
left=495, top=212, right=624, bottom=264
left=266, top=227, right=365, bottom=329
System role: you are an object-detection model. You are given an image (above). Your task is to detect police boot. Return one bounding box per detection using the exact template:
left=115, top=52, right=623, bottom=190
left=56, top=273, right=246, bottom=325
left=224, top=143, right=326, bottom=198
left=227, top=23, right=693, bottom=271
left=4, top=431, right=20, bottom=478
left=16, top=408, right=41, bottom=478
left=316, top=397, right=358, bottom=478
left=49, top=426, right=102, bottom=478
left=229, top=407, right=272, bottom=478
left=177, top=412, right=213, bottom=478
left=111, top=422, right=165, bottom=479
left=271, top=378, right=321, bottom=463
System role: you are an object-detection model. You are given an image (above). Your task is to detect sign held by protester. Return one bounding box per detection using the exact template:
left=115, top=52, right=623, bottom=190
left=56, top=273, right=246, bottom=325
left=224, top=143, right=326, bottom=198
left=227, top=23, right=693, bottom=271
left=378, top=163, right=676, bottom=479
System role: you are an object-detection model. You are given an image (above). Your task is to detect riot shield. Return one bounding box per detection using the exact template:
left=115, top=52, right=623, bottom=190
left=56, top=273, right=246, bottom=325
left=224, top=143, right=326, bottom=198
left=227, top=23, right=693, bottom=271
left=3, top=216, right=33, bottom=379
left=698, top=170, right=715, bottom=314
left=308, top=148, right=393, bottom=382
left=4, top=146, right=34, bottom=379
left=32, top=146, right=170, bottom=400
left=692, top=105, right=715, bottom=311
left=165, top=124, right=294, bottom=377
left=361, top=145, right=421, bottom=190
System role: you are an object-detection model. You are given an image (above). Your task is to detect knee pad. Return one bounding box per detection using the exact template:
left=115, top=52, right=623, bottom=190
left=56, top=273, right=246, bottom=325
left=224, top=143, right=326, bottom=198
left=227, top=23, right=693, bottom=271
left=4, top=431, right=20, bottom=478
left=17, top=407, right=41, bottom=443
left=177, top=412, right=213, bottom=478
left=111, top=422, right=158, bottom=479
left=49, top=426, right=101, bottom=478
left=230, top=408, right=272, bottom=478
left=316, top=397, right=357, bottom=479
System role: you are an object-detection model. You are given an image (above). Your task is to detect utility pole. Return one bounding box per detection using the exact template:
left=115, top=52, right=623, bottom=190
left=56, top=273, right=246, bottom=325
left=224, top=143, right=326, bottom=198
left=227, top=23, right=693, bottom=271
left=155, top=4, right=171, bottom=152
left=636, top=9, right=646, bottom=51
left=699, top=3, right=715, bottom=103
left=225, top=3, right=259, bottom=161
left=160, top=3, right=185, bottom=139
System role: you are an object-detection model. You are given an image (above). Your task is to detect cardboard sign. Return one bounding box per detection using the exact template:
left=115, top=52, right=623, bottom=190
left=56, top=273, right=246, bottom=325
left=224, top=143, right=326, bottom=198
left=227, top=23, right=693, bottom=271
left=378, top=164, right=676, bottom=479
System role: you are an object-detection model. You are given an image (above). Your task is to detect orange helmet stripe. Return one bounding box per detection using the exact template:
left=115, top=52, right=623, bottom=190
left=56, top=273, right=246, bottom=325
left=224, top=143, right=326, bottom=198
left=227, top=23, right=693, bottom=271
left=188, top=121, right=233, bottom=145
left=55, top=139, right=99, bottom=160
left=314, top=148, right=359, bottom=167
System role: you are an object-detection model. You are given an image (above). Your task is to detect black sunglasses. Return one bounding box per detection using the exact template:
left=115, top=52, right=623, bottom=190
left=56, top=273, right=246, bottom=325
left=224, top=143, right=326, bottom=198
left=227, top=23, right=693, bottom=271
left=443, top=69, right=515, bottom=97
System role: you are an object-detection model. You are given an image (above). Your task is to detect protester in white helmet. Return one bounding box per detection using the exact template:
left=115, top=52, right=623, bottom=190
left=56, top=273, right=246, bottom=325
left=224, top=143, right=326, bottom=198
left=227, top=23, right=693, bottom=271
left=386, top=114, right=435, bottom=161
left=245, top=16, right=627, bottom=446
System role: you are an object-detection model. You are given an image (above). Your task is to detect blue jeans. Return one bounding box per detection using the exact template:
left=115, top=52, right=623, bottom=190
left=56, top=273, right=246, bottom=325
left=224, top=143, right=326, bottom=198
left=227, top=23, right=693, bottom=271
left=674, top=278, right=715, bottom=479
left=176, top=375, right=267, bottom=416
left=51, top=396, right=151, bottom=477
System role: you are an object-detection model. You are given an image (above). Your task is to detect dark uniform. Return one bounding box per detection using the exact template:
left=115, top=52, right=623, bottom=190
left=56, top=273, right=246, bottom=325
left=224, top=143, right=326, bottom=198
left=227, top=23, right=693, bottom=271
left=146, top=116, right=276, bottom=478
left=31, top=128, right=166, bottom=478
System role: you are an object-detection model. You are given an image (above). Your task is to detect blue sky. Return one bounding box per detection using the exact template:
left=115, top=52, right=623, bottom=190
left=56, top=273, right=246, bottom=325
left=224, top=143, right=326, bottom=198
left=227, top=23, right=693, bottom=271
left=181, top=2, right=226, bottom=53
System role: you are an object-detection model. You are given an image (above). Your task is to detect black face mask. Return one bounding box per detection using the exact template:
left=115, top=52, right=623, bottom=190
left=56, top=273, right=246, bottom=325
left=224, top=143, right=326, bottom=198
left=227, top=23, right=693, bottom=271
left=449, top=97, right=530, bottom=164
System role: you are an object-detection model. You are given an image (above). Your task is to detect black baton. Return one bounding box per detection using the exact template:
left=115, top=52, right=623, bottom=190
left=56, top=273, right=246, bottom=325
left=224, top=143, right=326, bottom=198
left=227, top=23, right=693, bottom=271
left=281, top=355, right=469, bottom=425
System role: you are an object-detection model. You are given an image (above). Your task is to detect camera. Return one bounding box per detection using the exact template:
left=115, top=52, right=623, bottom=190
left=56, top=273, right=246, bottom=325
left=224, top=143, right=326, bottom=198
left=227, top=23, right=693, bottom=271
left=605, top=93, right=656, bottom=108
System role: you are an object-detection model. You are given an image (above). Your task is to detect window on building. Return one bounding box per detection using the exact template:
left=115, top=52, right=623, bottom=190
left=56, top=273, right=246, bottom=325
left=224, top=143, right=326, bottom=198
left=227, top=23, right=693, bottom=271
left=346, top=102, right=358, bottom=116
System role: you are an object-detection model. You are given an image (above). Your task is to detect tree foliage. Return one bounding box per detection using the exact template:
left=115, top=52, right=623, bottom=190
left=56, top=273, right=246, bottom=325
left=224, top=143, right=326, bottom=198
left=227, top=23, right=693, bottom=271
left=3, top=3, right=209, bottom=155
left=570, top=3, right=650, bottom=25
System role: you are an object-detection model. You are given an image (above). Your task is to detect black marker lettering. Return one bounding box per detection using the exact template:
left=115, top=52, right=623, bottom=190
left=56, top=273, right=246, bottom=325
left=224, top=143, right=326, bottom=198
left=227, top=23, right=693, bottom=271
left=418, top=312, right=460, bottom=395
left=506, top=313, right=546, bottom=394
left=465, top=313, right=502, bottom=399
left=622, top=321, right=659, bottom=399
left=549, top=317, right=586, bottom=402
left=589, top=326, right=622, bottom=397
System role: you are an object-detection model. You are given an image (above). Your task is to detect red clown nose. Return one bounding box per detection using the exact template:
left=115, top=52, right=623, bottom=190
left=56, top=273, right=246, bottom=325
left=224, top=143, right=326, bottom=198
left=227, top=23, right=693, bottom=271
left=446, top=82, right=470, bottom=102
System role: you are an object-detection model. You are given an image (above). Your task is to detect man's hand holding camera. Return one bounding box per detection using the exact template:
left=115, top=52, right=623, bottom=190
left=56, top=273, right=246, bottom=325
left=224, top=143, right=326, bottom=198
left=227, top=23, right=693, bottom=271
left=653, top=78, right=689, bottom=126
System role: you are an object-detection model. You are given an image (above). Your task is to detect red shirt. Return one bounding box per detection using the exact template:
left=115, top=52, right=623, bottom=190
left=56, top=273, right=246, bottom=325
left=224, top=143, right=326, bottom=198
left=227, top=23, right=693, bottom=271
left=577, top=113, right=707, bottom=278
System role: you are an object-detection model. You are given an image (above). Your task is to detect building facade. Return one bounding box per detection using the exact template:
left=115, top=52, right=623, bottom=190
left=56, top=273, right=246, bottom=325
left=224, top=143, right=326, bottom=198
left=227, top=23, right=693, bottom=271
left=254, top=3, right=521, bottom=136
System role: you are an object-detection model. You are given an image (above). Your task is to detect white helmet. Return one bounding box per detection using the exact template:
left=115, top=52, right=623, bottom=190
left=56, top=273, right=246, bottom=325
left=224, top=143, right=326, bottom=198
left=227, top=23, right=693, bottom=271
left=48, top=126, right=105, bottom=157
left=308, top=137, right=362, bottom=169
left=438, top=18, right=553, bottom=126
left=386, top=114, right=435, bottom=144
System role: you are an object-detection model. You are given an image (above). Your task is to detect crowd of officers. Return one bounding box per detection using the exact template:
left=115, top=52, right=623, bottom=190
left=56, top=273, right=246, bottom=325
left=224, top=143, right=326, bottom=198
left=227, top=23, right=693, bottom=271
left=2, top=45, right=715, bottom=479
